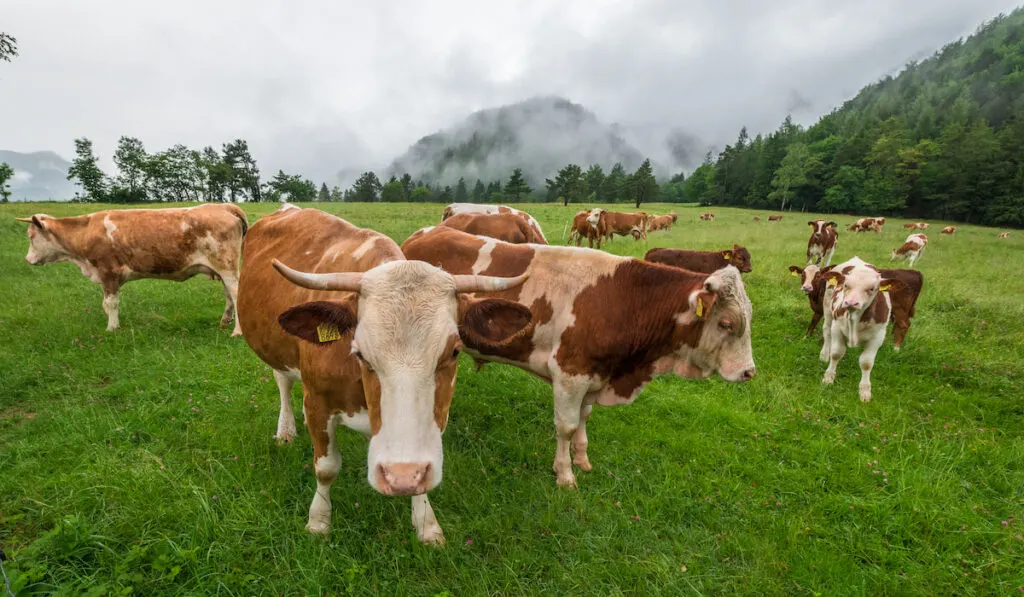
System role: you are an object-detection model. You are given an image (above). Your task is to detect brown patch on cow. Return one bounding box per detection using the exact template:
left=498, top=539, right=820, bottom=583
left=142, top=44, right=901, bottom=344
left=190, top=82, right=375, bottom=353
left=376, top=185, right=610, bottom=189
left=360, top=368, right=383, bottom=435
left=440, top=212, right=540, bottom=244
left=603, top=212, right=648, bottom=240
left=433, top=335, right=461, bottom=431
left=645, top=245, right=752, bottom=274
left=458, top=297, right=535, bottom=357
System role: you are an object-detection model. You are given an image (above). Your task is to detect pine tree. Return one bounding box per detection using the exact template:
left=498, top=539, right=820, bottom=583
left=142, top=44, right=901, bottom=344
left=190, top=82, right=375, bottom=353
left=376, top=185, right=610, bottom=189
left=66, top=138, right=108, bottom=202
left=504, top=168, right=532, bottom=200
left=317, top=182, right=330, bottom=202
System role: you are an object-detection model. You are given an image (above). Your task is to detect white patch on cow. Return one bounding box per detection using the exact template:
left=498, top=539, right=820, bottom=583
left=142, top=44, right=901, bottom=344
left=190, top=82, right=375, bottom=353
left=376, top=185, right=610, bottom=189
left=180, top=221, right=191, bottom=233
left=279, top=203, right=300, bottom=212
left=339, top=409, right=372, bottom=437
left=307, top=412, right=342, bottom=534
left=273, top=369, right=298, bottom=442
left=103, top=215, right=117, bottom=242
left=351, top=236, right=378, bottom=261
left=471, top=240, right=496, bottom=274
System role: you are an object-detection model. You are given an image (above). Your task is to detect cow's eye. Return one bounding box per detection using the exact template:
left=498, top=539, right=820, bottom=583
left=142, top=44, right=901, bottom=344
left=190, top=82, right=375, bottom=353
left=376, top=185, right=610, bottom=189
left=452, top=347, right=461, bottom=359
left=719, top=321, right=733, bottom=331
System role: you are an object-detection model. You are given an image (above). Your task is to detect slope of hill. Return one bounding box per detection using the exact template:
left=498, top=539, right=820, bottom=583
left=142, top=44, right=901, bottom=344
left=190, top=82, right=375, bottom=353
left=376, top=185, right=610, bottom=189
left=386, top=96, right=647, bottom=187
left=692, top=9, right=1024, bottom=226
left=0, top=150, right=75, bottom=201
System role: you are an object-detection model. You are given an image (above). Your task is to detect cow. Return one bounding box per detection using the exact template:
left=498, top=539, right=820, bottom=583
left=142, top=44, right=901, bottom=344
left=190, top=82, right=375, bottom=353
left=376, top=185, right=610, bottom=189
left=17, top=204, right=247, bottom=335
left=644, top=245, right=753, bottom=274
left=818, top=257, right=905, bottom=402
left=647, top=212, right=678, bottom=232
left=441, top=203, right=547, bottom=243
left=768, top=215, right=783, bottom=222
left=402, top=226, right=755, bottom=490
left=753, top=216, right=761, bottom=222
left=940, top=226, right=957, bottom=235
left=849, top=217, right=885, bottom=233
left=699, top=213, right=716, bottom=221
left=904, top=222, right=929, bottom=230
left=567, top=208, right=607, bottom=249
left=603, top=211, right=649, bottom=241
left=439, top=212, right=546, bottom=244
left=806, top=219, right=838, bottom=266
left=789, top=263, right=922, bottom=350
left=999, top=232, right=1011, bottom=239
left=890, top=233, right=927, bottom=267
left=237, top=205, right=531, bottom=543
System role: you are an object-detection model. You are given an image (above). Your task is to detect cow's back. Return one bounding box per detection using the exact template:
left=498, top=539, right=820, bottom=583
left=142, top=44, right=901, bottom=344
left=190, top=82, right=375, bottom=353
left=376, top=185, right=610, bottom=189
left=644, top=248, right=721, bottom=274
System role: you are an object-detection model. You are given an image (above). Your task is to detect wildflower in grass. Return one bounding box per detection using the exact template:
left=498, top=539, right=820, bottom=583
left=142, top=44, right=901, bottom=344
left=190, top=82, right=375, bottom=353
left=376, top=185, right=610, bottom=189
left=466, top=539, right=473, bottom=545
left=354, top=502, right=359, bottom=508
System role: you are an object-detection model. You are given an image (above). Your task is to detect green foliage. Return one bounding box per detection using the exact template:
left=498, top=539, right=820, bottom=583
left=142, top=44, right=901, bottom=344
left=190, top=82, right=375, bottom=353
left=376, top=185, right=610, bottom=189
left=350, top=172, right=382, bottom=202
left=380, top=180, right=407, bottom=203
left=264, top=170, right=317, bottom=203
left=0, top=161, right=13, bottom=203
left=409, top=186, right=431, bottom=202
left=66, top=138, right=108, bottom=202
left=454, top=177, right=469, bottom=203
left=504, top=168, right=532, bottom=201
left=551, top=164, right=585, bottom=206
left=628, top=158, right=658, bottom=208
left=111, top=137, right=148, bottom=202
left=602, top=162, right=627, bottom=203
left=472, top=180, right=486, bottom=201
left=768, top=142, right=809, bottom=210
left=317, top=182, right=330, bottom=203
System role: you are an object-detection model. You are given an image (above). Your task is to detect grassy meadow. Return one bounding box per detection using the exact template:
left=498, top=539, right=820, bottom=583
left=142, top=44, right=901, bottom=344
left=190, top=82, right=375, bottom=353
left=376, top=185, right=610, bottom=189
left=1, top=201, right=1022, bottom=596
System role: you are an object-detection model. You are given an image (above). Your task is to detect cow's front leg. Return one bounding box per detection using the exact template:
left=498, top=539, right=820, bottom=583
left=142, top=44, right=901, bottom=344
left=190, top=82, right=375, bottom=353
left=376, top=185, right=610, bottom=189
left=273, top=369, right=297, bottom=444
left=822, top=325, right=847, bottom=385
left=819, top=314, right=833, bottom=362
left=857, top=332, right=885, bottom=402
left=572, top=404, right=593, bottom=471
left=551, top=376, right=589, bottom=488
left=411, top=494, right=445, bottom=545
left=306, top=400, right=340, bottom=535
left=101, top=281, right=121, bottom=331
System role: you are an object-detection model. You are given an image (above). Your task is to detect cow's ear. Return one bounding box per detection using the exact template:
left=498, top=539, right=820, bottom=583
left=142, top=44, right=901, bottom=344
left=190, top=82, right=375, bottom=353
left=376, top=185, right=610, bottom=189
left=826, top=221, right=837, bottom=228
left=823, top=271, right=844, bottom=288
left=808, top=221, right=816, bottom=227
left=788, top=265, right=803, bottom=277
left=278, top=297, right=357, bottom=345
left=879, top=279, right=904, bottom=294
left=722, top=250, right=731, bottom=260
left=693, top=280, right=719, bottom=319
left=457, top=296, right=533, bottom=351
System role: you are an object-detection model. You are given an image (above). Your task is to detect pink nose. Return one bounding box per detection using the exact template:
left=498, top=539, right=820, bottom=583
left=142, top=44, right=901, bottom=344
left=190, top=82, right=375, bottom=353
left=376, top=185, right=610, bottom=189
left=740, top=368, right=756, bottom=381
left=842, top=299, right=860, bottom=310
left=377, top=462, right=432, bottom=496
left=801, top=286, right=813, bottom=294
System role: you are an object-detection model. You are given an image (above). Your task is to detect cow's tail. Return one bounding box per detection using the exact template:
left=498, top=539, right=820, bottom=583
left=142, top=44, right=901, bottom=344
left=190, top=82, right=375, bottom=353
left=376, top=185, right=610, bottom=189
left=225, top=203, right=249, bottom=237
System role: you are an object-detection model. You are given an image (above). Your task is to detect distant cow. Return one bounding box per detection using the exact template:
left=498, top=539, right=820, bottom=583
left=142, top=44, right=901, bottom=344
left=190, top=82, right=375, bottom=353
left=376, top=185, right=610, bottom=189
left=441, top=203, right=547, bottom=243
left=891, top=233, right=928, bottom=267
left=819, top=257, right=905, bottom=401
left=403, top=226, right=754, bottom=490
left=238, top=205, right=530, bottom=542
left=17, top=204, right=247, bottom=334
left=567, top=208, right=607, bottom=249
left=604, top=211, right=649, bottom=241
left=768, top=215, right=783, bottom=222
left=904, top=222, right=929, bottom=230
left=999, top=232, right=1011, bottom=239
left=789, top=263, right=922, bottom=350
left=940, top=226, right=957, bottom=235
left=440, top=212, right=547, bottom=244
left=849, top=217, right=885, bottom=233
left=806, top=219, right=838, bottom=266
left=645, top=245, right=753, bottom=274
left=699, top=213, right=716, bottom=221
left=647, top=212, right=678, bottom=232
left=753, top=216, right=761, bottom=222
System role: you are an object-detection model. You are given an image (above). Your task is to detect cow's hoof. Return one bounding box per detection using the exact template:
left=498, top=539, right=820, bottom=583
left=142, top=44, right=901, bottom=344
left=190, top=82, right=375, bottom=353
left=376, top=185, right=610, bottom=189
left=859, top=387, right=872, bottom=402
left=822, top=373, right=835, bottom=385
left=231, top=329, right=243, bottom=338
left=573, top=455, right=592, bottom=471
left=305, top=520, right=330, bottom=535
left=556, top=472, right=578, bottom=489
left=892, top=345, right=901, bottom=353
left=418, top=526, right=446, bottom=545
left=274, top=431, right=296, bottom=445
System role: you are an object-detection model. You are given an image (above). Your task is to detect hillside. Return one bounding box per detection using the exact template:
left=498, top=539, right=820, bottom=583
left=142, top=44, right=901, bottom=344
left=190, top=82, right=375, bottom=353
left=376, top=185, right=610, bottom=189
left=689, top=9, right=1024, bottom=226
left=386, top=96, right=647, bottom=187
left=0, top=150, right=75, bottom=201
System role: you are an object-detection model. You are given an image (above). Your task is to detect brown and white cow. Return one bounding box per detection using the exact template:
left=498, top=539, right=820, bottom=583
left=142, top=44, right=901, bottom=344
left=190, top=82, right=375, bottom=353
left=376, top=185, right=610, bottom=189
left=998, top=232, right=1011, bottom=239
left=567, top=208, right=607, bottom=249
left=849, top=217, right=885, bottom=233
left=402, top=226, right=755, bottom=489
left=806, top=219, right=838, bottom=266
left=603, top=211, right=649, bottom=241
left=441, top=203, right=547, bottom=243
left=753, top=216, right=761, bottom=222
left=940, top=226, right=957, bottom=235
left=789, top=263, right=922, bottom=350
left=647, top=212, right=678, bottom=232
left=818, top=257, right=905, bottom=401
left=237, top=205, right=531, bottom=543
left=699, top=213, right=716, bottom=221
left=768, top=214, right=783, bottom=222
left=891, top=233, right=927, bottom=267
left=645, top=245, right=753, bottom=274
left=903, top=222, right=929, bottom=230
left=440, top=212, right=547, bottom=244
left=17, top=204, right=247, bottom=334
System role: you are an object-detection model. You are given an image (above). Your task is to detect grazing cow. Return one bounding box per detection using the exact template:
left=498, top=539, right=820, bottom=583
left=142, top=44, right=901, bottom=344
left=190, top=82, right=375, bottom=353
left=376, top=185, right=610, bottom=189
left=645, top=245, right=753, bottom=274
left=849, top=217, right=885, bottom=233
left=237, top=205, right=531, bottom=543
left=789, top=264, right=922, bottom=349
left=768, top=215, right=783, bottom=222
left=904, top=222, right=929, bottom=230
left=567, top=208, right=607, bottom=249
left=806, top=219, right=838, bottom=266
left=940, top=226, right=957, bottom=235
left=647, top=212, right=678, bottom=232
left=818, top=257, right=904, bottom=402
left=699, top=213, right=716, bottom=221
left=402, top=226, right=755, bottom=489
left=441, top=203, right=547, bottom=243
left=603, top=211, right=649, bottom=241
left=891, top=233, right=928, bottom=267
left=999, top=232, right=1011, bottom=239
left=753, top=216, right=761, bottom=222
left=440, top=212, right=547, bottom=244
left=17, top=204, right=247, bottom=334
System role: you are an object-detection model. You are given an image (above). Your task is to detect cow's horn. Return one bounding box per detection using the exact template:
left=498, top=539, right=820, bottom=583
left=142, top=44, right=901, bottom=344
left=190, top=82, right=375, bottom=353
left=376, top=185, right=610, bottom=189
left=452, top=272, right=529, bottom=293
left=271, top=259, right=364, bottom=291
left=15, top=217, right=32, bottom=223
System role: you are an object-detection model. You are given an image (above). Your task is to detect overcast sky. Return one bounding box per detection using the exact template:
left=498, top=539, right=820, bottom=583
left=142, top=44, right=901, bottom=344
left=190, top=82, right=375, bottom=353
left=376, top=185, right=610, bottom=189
left=2, top=0, right=1021, bottom=183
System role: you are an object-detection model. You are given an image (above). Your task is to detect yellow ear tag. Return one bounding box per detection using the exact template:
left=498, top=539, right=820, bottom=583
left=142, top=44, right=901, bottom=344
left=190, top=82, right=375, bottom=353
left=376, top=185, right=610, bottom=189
left=316, top=322, right=342, bottom=343
left=790, top=270, right=799, bottom=277
left=879, top=283, right=891, bottom=293
left=827, top=278, right=838, bottom=287
left=723, top=252, right=731, bottom=260
left=696, top=297, right=705, bottom=317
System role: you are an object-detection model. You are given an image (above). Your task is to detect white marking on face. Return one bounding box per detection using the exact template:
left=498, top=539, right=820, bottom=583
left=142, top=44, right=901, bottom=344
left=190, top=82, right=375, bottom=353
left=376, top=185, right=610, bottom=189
left=471, top=240, right=496, bottom=274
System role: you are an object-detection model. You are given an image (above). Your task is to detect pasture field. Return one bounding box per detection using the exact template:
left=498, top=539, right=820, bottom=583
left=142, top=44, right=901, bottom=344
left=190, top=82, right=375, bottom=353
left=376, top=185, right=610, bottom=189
left=1, top=201, right=1023, bottom=596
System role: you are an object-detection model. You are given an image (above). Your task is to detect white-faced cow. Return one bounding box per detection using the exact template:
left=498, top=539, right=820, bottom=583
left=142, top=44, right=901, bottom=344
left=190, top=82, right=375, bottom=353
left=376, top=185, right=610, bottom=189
left=806, top=219, right=838, bottom=266
left=237, top=205, right=530, bottom=543
left=890, top=233, right=927, bottom=267
left=441, top=203, right=547, bottom=243
left=17, top=204, right=247, bottom=334
left=402, top=226, right=755, bottom=489
left=567, top=208, right=607, bottom=249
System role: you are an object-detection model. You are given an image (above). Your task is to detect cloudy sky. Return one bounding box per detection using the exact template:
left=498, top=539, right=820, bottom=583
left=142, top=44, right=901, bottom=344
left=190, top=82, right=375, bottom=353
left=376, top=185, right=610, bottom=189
left=1, top=0, right=1020, bottom=183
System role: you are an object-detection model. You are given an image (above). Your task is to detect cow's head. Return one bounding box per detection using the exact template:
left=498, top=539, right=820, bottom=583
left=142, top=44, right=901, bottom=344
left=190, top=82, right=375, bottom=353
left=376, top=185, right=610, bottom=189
left=823, top=258, right=903, bottom=317
left=586, top=208, right=605, bottom=230
left=17, top=215, right=66, bottom=265
left=681, top=266, right=755, bottom=382
left=807, top=220, right=837, bottom=238
left=669, top=212, right=678, bottom=223
left=274, top=259, right=531, bottom=497
left=723, top=244, right=752, bottom=273
left=788, top=264, right=820, bottom=294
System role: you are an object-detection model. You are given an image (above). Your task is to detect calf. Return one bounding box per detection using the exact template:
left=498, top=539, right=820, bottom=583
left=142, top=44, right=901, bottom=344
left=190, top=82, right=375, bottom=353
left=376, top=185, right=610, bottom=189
left=940, top=226, right=957, bottom=235
left=18, top=204, right=247, bottom=334
left=768, top=214, right=783, bottom=222
left=441, top=203, right=547, bottom=243
left=567, top=208, right=607, bottom=249
left=402, top=226, right=754, bottom=490
left=647, top=212, right=677, bottom=232
left=604, top=211, right=649, bottom=240
left=818, top=257, right=904, bottom=401
left=890, top=233, right=927, bottom=267
left=237, top=205, right=530, bottom=542
left=700, top=213, right=716, bottom=221
left=645, top=245, right=753, bottom=274
left=806, top=219, right=838, bottom=266
left=440, top=212, right=546, bottom=244
left=789, top=264, right=922, bottom=349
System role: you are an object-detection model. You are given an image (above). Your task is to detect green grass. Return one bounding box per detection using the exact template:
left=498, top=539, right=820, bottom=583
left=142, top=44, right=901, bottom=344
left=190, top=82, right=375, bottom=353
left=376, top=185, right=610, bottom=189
left=1, top=201, right=1022, bottom=596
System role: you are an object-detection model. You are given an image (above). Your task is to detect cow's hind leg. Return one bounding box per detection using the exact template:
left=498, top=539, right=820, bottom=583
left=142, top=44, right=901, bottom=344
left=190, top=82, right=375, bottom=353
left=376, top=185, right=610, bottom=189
left=101, top=280, right=121, bottom=331
left=306, top=400, right=339, bottom=535
left=217, top=272, right=242, bottom=336
left=273, top=369, right=298, bottom=444
left=551, top=376, right=589, bottom=488
left=822, top=325, right=846, bottom=385
left=572, top=404, right=593, bottom=471
left=411, top=494, right=445, bottom=545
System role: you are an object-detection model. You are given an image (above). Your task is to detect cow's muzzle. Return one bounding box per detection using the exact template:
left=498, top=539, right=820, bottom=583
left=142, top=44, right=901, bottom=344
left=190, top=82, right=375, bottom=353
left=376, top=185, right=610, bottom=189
left=376, top=462, right=432, bottom=496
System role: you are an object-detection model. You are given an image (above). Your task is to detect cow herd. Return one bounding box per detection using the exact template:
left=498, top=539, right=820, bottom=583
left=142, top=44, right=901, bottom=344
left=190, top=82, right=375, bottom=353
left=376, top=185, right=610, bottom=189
left=9, top=202, right=996, bottom=545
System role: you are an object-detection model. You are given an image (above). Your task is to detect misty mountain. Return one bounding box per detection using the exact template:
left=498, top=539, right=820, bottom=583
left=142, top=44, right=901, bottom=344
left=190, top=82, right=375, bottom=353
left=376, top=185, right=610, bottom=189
left=386, top=96, right=652, bottom=187
left=0, top=150, right=75, bottom=201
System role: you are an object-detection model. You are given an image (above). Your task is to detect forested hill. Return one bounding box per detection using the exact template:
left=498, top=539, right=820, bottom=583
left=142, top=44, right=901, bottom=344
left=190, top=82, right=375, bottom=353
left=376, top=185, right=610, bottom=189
left=687, top=9, right=1024, bottom=226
